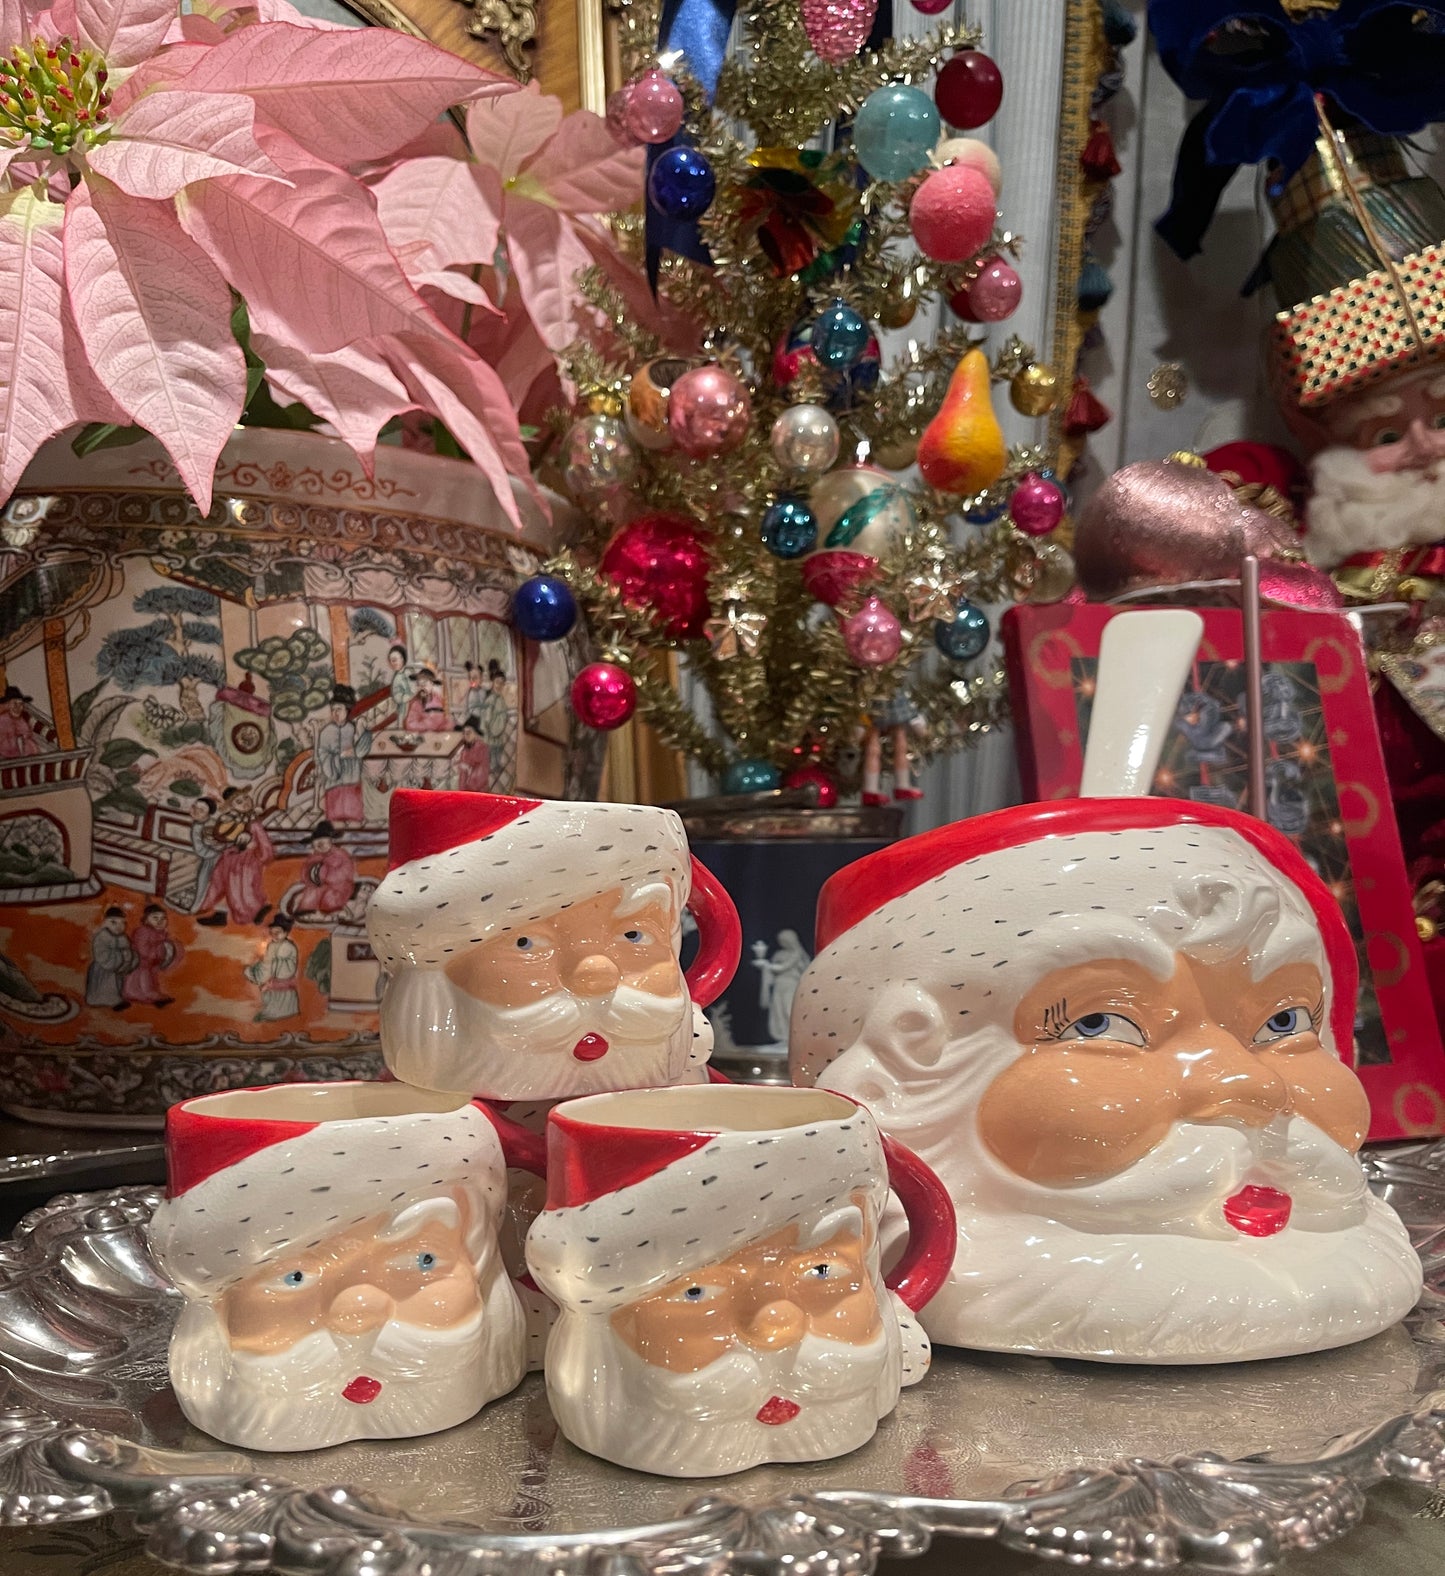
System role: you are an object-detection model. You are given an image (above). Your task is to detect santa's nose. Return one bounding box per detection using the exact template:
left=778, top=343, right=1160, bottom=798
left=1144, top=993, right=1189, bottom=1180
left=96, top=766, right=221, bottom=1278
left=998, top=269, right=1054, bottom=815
left=1175, top=1037, right=1291, bottom=1128
left=325, top=1283, right=394, bottom=1335
left=738, top=1299, right=806, bottom=1351
left=565, top=953, right=621, bottom=997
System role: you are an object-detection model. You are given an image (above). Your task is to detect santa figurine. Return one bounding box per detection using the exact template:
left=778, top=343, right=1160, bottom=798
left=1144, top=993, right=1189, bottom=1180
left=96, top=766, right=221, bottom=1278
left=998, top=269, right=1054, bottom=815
left=367, top=790, right=740, bottom=1103
left=790, top=797, right=1423, bottom=1364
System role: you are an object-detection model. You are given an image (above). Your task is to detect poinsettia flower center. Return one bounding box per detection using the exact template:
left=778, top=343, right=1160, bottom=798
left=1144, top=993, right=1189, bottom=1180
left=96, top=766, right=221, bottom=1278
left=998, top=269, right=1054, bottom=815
left=0, top=36, right=112, bottom=158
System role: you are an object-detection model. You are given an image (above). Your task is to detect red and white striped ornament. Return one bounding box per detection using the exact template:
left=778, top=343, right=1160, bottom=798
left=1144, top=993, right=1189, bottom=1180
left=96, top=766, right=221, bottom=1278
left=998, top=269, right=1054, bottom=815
left=801, top=0, right=878, bottom=63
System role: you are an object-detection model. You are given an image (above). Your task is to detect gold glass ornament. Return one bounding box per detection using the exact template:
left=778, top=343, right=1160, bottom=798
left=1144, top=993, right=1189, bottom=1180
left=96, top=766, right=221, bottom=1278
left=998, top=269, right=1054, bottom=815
left=873, top=432, right=920, bottom=471
left=878, top=269, right=921, bottom=329
left=1024, top=540, right=1076, bottom=604
left=1010, top=362, right=1060, bottom=417
left=626, top=356, right=691, bottom=451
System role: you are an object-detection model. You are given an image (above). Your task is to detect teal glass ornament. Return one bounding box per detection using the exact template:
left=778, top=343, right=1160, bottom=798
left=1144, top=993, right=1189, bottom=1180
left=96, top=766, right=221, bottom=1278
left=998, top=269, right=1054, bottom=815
left=812, top=299, right=871, bottom=370
left=721, top=758, right=782, bottom=794
left=934, top=599, right=990, bottom=660
left=853, top=85, right=941, bottom=183
left=761, top=496, right=819, bottom=559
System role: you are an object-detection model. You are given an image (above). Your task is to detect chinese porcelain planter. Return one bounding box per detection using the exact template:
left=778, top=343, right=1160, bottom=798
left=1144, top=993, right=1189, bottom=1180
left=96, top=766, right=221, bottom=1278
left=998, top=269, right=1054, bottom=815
left=0, top=431, right=594, bottom=1126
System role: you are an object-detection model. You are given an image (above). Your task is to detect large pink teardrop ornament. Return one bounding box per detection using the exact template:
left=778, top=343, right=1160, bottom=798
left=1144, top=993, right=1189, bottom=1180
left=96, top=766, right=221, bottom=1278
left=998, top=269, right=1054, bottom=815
left=801, top=0, right=879, bottom=63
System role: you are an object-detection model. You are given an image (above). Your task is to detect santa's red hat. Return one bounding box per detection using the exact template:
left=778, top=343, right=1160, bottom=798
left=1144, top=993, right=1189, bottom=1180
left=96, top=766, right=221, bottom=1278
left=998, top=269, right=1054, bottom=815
left=525, top=1087, right=890, bottom=1312
left=149, top=1085, right=507, bottom=1296
left=367, top=791, right=694, bottom=970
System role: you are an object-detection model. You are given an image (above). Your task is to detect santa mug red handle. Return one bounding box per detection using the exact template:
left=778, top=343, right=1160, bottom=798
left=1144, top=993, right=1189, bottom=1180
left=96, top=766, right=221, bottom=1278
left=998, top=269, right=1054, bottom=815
left=879, top=1133, right=955, bottom=1313
left=684, top=856, right=741, bottom=1010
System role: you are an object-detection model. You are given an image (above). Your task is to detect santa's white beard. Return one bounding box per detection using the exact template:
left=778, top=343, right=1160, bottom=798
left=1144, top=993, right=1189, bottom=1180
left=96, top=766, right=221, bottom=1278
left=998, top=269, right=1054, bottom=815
left=1305, top=443, right=1445, bottom=569
left=170, top=1272, right=526, bottom=1451
left=822, top=1037, right=1422, bottom=1364
left=544, top=1317, right=898, bottom=1476
left=380, top=968, right=696, bottom=1099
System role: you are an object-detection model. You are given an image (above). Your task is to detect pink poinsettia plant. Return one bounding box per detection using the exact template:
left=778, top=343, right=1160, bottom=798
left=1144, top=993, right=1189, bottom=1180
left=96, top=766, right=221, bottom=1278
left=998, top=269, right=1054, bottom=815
left=0, top=0, right=647, bottom=526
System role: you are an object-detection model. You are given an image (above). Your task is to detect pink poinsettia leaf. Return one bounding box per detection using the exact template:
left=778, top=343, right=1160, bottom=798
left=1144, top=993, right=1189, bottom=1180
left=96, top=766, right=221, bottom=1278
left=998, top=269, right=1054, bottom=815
left=386, top=335, right=538, bottom=533
left=251, top=329, right=408, bottom=472
left=1, top=0, right=43, bottom=48
left=465, top=82, right=562, bottom=186
left=535, top=113, right=644, bottom=214
left=412, top=269, right=497, bottom=307
left=109, top=44, right=211, bottom=114
left=0, top=190, right=73, bottom=499
left=65, top=174, right=245, bottom=510
left=577, top=223, right=701, bottom=354
left=362, top=116, right=469, bottom=175
left=505, top=196, right=595, bottom=354
left=175, top=24, right=507, bottom=165
left=88, top=90, right=286, bottom=199
left=175, top=12, right=226, bottom=44
left=177, top=126, right=451, bottom=355
left=372, top=155, right=499, bottom=276
left=0, top=141, right=30, bottom=183
left=72, top=0, right=177, bottom=69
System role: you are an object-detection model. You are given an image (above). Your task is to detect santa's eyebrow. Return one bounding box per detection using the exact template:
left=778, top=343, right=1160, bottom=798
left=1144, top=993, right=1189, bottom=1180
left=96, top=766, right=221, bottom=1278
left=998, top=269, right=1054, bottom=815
left=1038, top=997, right=1070, bottom=1037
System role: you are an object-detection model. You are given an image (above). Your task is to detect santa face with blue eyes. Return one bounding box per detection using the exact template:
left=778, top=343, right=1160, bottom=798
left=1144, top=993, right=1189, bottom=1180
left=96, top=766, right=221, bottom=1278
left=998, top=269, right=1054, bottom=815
left=791, top=813, right=1423, bottom=1363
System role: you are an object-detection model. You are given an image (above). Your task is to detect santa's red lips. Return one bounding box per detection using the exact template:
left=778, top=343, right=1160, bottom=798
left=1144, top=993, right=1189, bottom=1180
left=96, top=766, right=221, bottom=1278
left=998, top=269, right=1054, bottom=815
left=1223, top=1185, right=1292, bottom=1237
left=756, top=1396, right=801, bottom=1426
left=573, top=1033, right=609, bottom=1061
left=343, top=1376, right=382, bottom=1405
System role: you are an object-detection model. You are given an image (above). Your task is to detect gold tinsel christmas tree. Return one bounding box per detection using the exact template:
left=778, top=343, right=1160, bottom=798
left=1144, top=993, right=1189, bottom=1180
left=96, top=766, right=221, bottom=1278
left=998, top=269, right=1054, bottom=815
left=544, top=0, right=1072, bottom=801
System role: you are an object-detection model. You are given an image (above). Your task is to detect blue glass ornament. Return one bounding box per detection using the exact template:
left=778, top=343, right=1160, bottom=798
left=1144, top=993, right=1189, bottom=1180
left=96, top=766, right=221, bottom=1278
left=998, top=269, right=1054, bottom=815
left=964, top=494, right=1007, bottom=526
left=934, top=599, right=990, bottom=661
left=775, top=317, right=880, bottom=413
left=512, top=575, right=577, bottom=642
left=648, top=146, right=716, bottom=218
left=761, top=496, right=819, bottom=559
left=852, top=85, right=941, bottom=183
left=721, top=758, right=782, bottom=794
left=812, top=299, right=871, bottom=370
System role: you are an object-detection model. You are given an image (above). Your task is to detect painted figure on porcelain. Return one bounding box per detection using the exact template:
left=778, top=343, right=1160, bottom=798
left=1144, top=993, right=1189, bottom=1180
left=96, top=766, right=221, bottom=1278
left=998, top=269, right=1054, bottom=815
left=790, top=799, right=1423, bottom=1364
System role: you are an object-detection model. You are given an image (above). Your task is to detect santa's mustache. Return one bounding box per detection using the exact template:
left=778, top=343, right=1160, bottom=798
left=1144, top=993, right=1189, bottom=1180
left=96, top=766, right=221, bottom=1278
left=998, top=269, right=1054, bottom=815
left=1306, top=440, right=1445, bottom=569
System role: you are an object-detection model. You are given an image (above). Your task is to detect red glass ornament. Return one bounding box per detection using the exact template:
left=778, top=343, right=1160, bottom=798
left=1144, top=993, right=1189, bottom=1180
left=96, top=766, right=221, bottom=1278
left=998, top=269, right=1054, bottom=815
left=782, top=762, right=840, bottom=809
left=910, top=0, right=950, bottom=11
left=571, top=663, right=637, bottom=730
left=935, top=49, right=1004, bottom=130
left=600, top=513, right=712, bottom=640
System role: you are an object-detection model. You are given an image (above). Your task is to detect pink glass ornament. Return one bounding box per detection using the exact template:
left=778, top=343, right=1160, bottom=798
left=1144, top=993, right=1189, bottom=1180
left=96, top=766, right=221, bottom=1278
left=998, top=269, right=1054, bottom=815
left=802, top=0, right=879, bottom=63
left=571, top=662, right=637, bottom=730
left=668, top=364, right=752, bottom=458
left=843, top=596, right=903, bottom=666
left=1009, top=472, right=1067, bottom=536
left=965, top=256, right=1022, bottom=322
left=606, top=87, right=636, bottom=143
left=624, top=70, right=684, bottom=145
left=911, top=0, right=951, bottom=11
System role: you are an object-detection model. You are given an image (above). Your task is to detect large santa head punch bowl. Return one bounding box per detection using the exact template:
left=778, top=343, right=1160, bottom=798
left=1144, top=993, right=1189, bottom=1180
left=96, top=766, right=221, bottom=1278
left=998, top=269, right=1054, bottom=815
left=791, top=611, right=1424, bottom=1363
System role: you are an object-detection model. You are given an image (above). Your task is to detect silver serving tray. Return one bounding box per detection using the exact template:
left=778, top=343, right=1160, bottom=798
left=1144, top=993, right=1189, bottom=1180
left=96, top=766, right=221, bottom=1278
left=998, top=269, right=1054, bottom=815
left=0, top=1148, right=1442, bottom=1575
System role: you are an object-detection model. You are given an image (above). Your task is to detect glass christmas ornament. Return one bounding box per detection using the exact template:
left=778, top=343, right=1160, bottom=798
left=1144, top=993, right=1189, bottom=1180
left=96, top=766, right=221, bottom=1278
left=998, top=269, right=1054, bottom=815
left=668, top=364, right=751, bottom=458
left=935, top=49, right=1004, bottom=130
left=909, top=163, right=997, bottom=263
left=1010, top=361, right=1061, bottom=416
left=1009, top=472, right=1068, bottom=536
left=843, top=596, right=903, bottom=666
left=605, top=87, right=634, bottom=142
left=964, top=256, right=1022, bottom=321
left=873, top=432, right=920, bottom=471
left=571, top=662, right=637, bottom=729
left=933, top=598, right=990, bottom=660
left=1025, top=540, right=1076, bottom=604
left=878, top=269, right=920, bottom=328
left=852, top=84, right=940, bottom=183
left=720, top=758, right=782, bottom=794
left=626, top=355, right=689, bottom=451
left=911, top=0, right=950, bottom=11
left=801, top=0, right=878, bottom=62
left=600, top=513, right=712, bottom=640
left=934, top=136, right=1002, bottom=196
left=770, top=403, right=840, bottom=475
left=624, top=70, right=684, bottom=145
left=775, top=318, right=881, bottom=412
left=812, top=299, right=871, bottom=370
left=648, top=146, right=716, bottom=218
left=512, top=574, right=578, bottom=643
left=782, top=761, right=839, bottom=808
left=761, top=495, right=819, bottom=559
left=562, top=413, right=638, bottom=501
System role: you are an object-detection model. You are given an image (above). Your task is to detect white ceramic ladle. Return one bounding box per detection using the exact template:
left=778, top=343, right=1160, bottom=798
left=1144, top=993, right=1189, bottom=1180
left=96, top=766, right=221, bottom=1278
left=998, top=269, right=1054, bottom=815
left=1079, top=609, right=1205, bottom=798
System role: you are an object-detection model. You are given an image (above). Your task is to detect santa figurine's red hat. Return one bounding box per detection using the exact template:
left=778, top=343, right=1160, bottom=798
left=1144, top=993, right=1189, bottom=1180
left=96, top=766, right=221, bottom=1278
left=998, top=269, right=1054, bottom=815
left=367, top=791, right=695, bottom=970
left=149, top=1085, right=506, bottom=1296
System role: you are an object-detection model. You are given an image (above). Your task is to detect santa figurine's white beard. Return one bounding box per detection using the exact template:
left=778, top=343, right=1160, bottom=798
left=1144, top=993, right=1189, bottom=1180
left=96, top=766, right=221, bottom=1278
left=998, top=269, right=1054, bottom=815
left=169, top=1271, right=526, bottom=1451
left=380, top=967, right=696, bottom=1099
left=544, top=1318, right=897, bottom=1476
left=822, top=1035, right=1422, bottom=1364
left=1305, top=442, right=1445, bottom=569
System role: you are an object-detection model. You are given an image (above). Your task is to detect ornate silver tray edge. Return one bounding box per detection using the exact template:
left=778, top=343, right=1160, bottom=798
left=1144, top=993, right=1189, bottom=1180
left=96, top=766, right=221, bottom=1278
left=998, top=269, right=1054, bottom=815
left=0, top=1153, right=1440, bottom=1576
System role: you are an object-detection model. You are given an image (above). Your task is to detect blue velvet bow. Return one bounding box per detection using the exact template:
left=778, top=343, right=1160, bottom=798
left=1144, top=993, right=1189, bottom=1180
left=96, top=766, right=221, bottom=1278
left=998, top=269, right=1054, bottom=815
left=1148, top=0, right=1445, bottom=257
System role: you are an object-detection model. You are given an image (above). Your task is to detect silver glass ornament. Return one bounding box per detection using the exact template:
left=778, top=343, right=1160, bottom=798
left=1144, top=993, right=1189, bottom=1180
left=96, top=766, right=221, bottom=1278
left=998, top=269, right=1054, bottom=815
left=770, top=404, right=841, bottom=476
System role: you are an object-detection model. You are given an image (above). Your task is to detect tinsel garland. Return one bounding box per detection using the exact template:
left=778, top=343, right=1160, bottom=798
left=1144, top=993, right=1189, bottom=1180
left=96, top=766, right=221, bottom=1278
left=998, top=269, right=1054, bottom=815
left=550, top=0, right=1063, bottom=784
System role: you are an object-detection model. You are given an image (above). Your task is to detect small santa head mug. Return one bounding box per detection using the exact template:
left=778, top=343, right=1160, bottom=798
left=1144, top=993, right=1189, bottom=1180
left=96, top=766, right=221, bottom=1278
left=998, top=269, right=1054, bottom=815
left=148, top=1082, right=543, bottom=1451
left=367, top=791, right=741, bottom=1101
left=525, top=1084, right=955, bottom=1477
left=791, top=799, right=1424, bottom=1364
